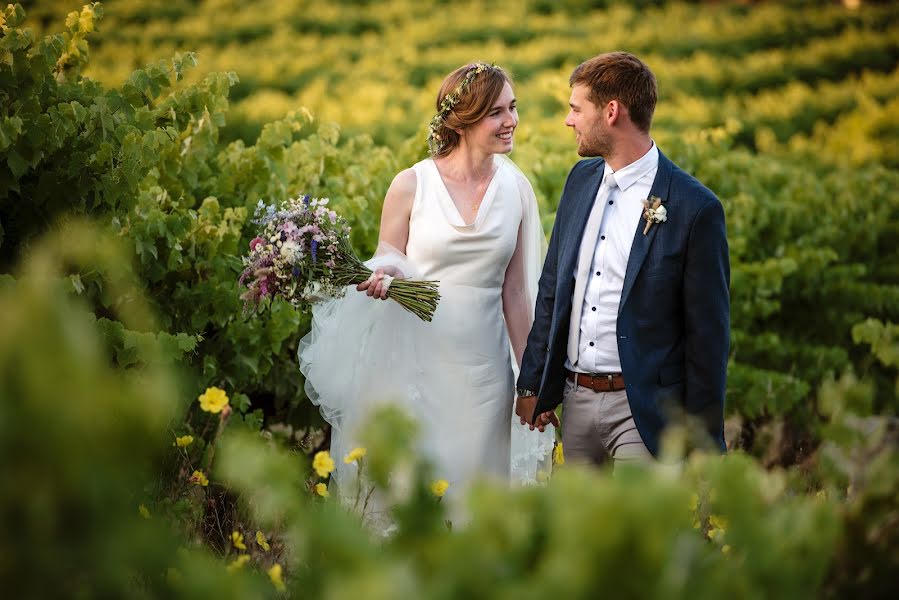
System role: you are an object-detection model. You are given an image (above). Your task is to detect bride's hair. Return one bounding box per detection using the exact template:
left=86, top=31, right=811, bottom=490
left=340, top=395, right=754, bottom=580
left=429, top=63, right=512, bottom=157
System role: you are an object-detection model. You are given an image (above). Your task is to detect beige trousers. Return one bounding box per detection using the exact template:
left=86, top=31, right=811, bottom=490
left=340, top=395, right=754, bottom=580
left=560, top=377, right=653, bottom=467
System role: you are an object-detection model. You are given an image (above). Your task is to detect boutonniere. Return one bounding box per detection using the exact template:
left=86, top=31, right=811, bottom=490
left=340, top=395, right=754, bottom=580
left=641, top=195, right=667, bottom=235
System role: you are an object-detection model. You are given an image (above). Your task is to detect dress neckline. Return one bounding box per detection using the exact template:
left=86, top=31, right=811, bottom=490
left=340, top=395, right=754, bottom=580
left=428, top=156, right=505, bottom=228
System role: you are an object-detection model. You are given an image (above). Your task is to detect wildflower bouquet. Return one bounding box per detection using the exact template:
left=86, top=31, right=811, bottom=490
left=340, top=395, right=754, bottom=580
left=239, top=195, right=440, bottom=321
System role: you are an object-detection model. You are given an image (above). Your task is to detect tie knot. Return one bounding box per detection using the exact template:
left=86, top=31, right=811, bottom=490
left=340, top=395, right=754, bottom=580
left=604, top=172, right=618, bottom=189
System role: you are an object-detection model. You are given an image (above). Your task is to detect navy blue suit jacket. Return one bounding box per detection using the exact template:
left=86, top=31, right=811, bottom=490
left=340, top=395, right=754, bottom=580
left=517, top=149, right=729, bottom=455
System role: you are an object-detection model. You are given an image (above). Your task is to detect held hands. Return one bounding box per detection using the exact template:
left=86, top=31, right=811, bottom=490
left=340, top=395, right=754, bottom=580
left=515, top=395, right=560, bottom=432
left=533, top=410, right=559, bottom=432
left=356, top=265, right=404, bottom=300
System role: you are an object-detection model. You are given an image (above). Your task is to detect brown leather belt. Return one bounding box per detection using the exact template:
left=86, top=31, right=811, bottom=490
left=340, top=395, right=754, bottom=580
left=566, top=369, right=626, bottom=392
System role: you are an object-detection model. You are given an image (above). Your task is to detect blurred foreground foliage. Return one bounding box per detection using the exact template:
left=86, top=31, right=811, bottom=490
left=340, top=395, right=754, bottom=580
left=1, top=2, right=898, bottom=597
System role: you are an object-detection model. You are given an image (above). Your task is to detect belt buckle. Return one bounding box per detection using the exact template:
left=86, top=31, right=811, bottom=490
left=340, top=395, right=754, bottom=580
left=607, top=374, right=614, bottom=390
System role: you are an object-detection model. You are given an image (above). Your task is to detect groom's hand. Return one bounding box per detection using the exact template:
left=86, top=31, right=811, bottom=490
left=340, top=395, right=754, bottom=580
left=515, top=395, right=538, bottom=427
left=534, top=411, right=560, bottom=432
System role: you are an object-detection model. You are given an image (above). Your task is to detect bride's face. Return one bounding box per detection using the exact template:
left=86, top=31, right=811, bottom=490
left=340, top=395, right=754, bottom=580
left=463, top=82, right=518, bottom=155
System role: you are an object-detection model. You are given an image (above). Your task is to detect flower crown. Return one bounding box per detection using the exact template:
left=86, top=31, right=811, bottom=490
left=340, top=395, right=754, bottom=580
left=427, top=62, right=495, bottom=156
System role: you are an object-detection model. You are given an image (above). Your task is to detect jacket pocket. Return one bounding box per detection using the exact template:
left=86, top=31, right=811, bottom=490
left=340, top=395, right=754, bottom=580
left=658, top=362, right=685, bottom=386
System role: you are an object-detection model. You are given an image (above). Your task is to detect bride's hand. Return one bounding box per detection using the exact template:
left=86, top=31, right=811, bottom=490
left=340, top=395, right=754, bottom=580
left=356, top=265, right=404, bottom=300
left=534, top=411, right=560, bottom=433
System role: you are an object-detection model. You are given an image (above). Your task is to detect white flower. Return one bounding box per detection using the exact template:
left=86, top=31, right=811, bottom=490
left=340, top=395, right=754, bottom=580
left=653, top=205, right=668, bottom=222
left=303, top=281, right=324, bottom=300
left=280, top=241, right=300, bottom=258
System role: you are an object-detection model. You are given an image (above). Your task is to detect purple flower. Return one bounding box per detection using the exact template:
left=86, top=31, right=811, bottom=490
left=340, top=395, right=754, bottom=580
left=302, top=194, right=311, bottom=208
left=311, top=239, right=319, bottom=263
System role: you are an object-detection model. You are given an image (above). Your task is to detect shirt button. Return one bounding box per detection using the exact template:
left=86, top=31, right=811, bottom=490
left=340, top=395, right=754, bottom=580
left=591, top=306, right=597, bottom=311
left=589, top=342, right=595, bottom=347
left=608, top=200, right=614, bottom=205
left=595, top=271, right=601, bottom=276
left=601, top=235, right=606, bottom=240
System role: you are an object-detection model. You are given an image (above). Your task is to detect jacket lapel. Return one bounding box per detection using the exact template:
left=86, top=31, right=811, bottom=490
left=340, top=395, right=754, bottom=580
left=619, top=150, right=674, bottom=315
left=559, top=161, right=605, bottom=283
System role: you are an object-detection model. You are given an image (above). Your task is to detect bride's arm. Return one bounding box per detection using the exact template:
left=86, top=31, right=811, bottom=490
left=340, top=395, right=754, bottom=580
left=503, top=221, right=531, bottom=369
left=357, top=168, right=416, bottom=299
left=377, top=168, right=416, bottom=252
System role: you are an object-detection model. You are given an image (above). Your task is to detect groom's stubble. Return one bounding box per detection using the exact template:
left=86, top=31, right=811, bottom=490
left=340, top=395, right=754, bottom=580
left=575, top=115, right=614, bottom=159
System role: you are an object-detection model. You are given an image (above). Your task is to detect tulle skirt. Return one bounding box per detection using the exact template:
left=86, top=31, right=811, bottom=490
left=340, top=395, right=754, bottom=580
left=297, top=253, right=553, bottom=510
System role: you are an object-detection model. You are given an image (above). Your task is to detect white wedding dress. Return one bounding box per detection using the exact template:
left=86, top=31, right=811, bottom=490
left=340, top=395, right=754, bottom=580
left=298, top=155, right=554, bottom=518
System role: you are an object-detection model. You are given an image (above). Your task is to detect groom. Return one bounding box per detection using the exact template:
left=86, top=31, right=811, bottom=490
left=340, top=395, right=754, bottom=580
left=515, top=52, right=729, bottom=465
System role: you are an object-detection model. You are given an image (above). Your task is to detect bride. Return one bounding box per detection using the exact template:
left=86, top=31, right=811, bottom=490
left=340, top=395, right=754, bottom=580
left=298, top=63, right=554, bottom=511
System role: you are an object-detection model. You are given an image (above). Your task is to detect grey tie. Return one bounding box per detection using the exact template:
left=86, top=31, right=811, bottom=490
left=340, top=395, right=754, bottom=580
left=567, top=172, right=618, bottom=366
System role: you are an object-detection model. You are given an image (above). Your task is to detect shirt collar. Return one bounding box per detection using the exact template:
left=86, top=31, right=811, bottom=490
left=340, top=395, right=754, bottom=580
left=602, top=141, right=658, bottom=192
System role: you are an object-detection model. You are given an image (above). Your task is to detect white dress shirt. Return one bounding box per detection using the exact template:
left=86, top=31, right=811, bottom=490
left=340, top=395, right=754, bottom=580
left=566, top=143, right=659, bottom=373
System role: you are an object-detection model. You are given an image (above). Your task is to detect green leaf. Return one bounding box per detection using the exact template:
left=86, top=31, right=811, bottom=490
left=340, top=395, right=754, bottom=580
left=234, top=393, right=252, bottom=414
left=242, top=409, right=264, bottom=431
left=0, top=116, right=24, bottom=151
left=70, top=100, right=87, bottom=123
left=7, top=149, right=28, bottom=178
left=176, top=333, right=198, bottom=353
left=70, top=274, right=85, bottom=294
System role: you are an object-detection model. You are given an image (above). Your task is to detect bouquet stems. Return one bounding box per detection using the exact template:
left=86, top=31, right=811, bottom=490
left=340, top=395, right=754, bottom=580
left=328, top=251, right=440, bottom=322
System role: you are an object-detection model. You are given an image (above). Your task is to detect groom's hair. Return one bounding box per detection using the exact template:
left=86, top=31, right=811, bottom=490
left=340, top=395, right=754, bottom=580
left=570, top=52, right=657, bottom=133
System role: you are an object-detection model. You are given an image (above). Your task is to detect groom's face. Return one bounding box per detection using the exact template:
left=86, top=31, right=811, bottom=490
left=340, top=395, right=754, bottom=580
left=566, top=84, right=612, bottom=158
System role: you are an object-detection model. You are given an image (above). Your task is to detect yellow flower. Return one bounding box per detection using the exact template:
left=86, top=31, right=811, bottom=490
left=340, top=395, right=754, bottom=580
left=708, top=514, right=728, bottom=531
left=226, top=554, right=251, bottom=572
left=312, top=450, right=335, bottom=477
left=344, top=447, right=367, bottom=464
left=174, top=435, right=194, bottom=448
left=256, top=530, right=271, bottom=552
left=189, top=470, right=209, bottom=487
left=231, top=530, right=247, bottom=550
left=553, top=442, right=565, bottom=465
left=722, top=544, right=732, bottom=555
left=431, top=479, right=450, bottom=498
left=707, top=514, right=728, bottom=541
left=315, top=482, right=330, bottom=498
left=198, top=386, right=229, bottom=413
left=138, top=504, right=151, bottom=519
left=268, top=563, right=286, bottom=591
left=688, top=493, right=699, bottom=512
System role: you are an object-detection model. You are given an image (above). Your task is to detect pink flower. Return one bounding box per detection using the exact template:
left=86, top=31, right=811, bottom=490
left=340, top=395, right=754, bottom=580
left=250, top=237, right=264, bottom=251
